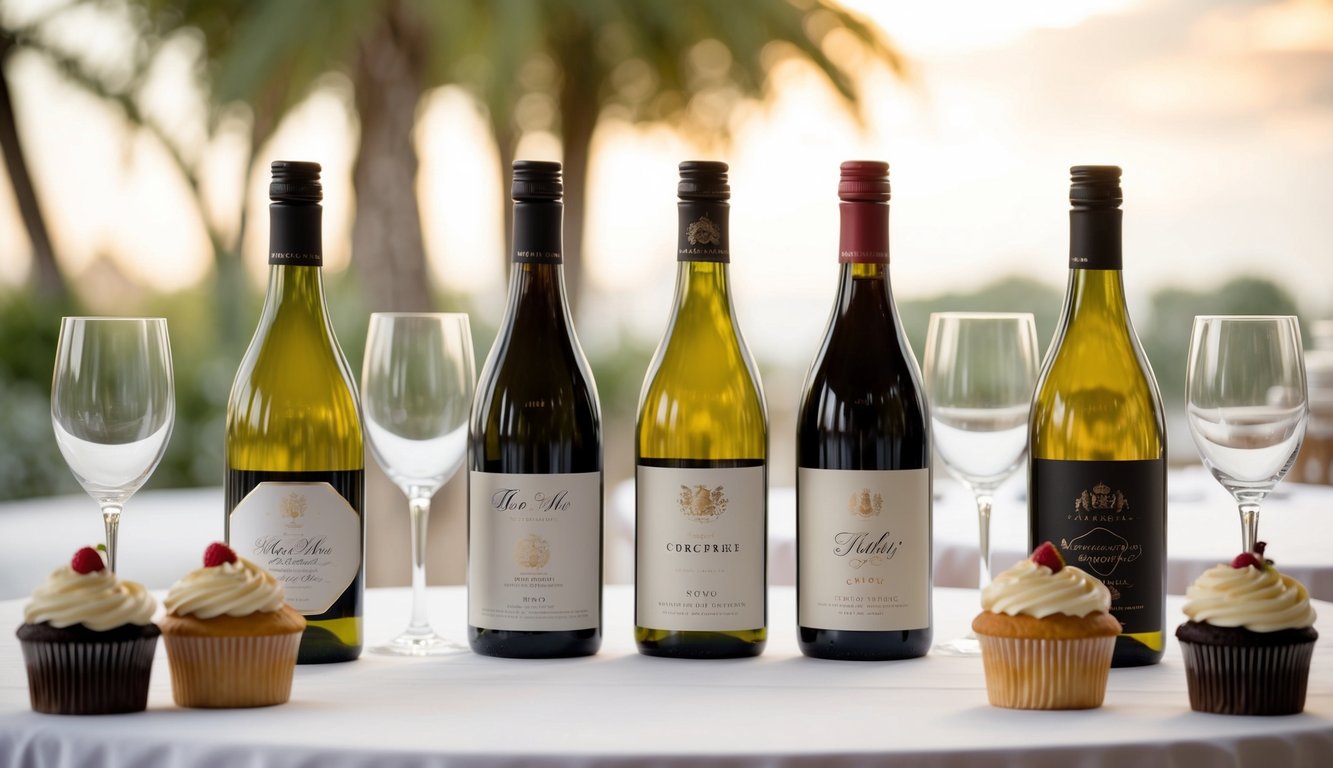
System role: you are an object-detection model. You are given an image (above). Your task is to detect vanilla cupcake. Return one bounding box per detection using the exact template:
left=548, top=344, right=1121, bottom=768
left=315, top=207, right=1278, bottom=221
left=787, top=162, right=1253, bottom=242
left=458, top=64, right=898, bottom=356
left=16, top=546, right=159, bottom=714
left=1176, top=542, right=1317, bottom=716
left=972, top=542, right=1121, bottom=710
left=159, top=542, right=305, bottom=708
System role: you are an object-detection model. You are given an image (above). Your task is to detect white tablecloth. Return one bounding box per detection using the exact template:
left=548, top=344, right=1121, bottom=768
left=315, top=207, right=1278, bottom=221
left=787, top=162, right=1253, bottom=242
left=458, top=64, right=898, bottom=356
left=611, top=469, right=1333, bottom=598
left=2, top=586, right=1332, bottom=767
left=931, top=467, right=1333, bottom=597
left=0, top=488, right=221, bottom=599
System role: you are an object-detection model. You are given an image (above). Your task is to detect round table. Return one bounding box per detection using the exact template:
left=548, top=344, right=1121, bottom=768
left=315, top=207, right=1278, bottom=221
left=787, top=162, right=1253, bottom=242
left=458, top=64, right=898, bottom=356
left=2, top=586, right=1332, bottom=767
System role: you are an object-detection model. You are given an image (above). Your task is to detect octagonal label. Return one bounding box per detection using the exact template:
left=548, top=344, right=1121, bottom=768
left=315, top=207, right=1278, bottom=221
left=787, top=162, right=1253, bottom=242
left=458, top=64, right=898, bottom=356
left=229, top=481, right=360, bottom=616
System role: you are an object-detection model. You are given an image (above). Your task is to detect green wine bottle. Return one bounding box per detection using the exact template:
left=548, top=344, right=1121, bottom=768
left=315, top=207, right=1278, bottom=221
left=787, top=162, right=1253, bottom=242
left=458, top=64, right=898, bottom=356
left=635, top=161, right=768, bottom=659
left=225, top=161, right=365, bottom=664
left=1029, top=165, right=1166, bottom=667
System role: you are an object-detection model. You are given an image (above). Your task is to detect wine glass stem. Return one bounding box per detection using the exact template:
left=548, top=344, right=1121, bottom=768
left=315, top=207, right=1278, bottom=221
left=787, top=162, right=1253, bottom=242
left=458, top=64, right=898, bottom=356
left=975, top=493, right=994, bottom=590
left=407, top=492, right=434, bottom=634
left=101, top=504, right=122, bottom=573
left=1239, top=501, right=1260, bottom=554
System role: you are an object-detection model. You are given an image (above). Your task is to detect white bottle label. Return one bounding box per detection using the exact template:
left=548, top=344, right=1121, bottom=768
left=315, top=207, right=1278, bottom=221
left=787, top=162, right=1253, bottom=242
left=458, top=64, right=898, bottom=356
left=798, top=467, right=930, bottom=632
left=635, top=464, right=766, bottom=631
left=228, top=482, right=361, bottom=616
left=468, top=471, right=602, bottom=631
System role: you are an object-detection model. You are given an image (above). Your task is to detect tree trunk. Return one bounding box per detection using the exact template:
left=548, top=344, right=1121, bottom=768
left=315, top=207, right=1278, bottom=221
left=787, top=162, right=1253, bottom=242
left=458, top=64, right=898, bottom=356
left=556, top=35, right=599, bottom=312
left=349, top=0, right=432, bottom=312
left=0, top=32, right=67, bottom=301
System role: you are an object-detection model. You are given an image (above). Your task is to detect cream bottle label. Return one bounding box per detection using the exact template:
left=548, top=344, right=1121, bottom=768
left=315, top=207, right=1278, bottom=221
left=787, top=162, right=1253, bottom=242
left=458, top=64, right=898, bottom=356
left=228, top=481, right=360, bottom=615
left=798, top=467, right=930, bottom=631
left=636, top=464, right=765, bottom=631
left=468, top=471, right=601, bottom=631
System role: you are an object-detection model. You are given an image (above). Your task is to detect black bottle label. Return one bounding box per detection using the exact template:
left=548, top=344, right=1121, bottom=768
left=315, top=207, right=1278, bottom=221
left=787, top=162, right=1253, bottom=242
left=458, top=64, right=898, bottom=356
left=1030, top=458, right=1164, bottom=635
left=513, top=201, right=563, bottom=264
left=677, top=202, right=730, bottom=263
left=269, top=204, right=323, bottom=266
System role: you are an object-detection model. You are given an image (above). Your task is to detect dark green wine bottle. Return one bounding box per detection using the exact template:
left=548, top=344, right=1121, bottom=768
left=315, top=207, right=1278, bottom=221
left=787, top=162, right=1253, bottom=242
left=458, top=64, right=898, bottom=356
left=468, top=160, right=604, bottom=658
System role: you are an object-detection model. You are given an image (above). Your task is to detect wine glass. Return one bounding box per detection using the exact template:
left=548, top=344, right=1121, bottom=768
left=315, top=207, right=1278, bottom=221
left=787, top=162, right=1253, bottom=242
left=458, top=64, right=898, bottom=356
left=1186, top=315, right=1308, bottom=553
left=51, top=317, right=175, bottom=572
left=362, top=312, right=474, bottom=655
left=924, top=312, right=1040, bottom=656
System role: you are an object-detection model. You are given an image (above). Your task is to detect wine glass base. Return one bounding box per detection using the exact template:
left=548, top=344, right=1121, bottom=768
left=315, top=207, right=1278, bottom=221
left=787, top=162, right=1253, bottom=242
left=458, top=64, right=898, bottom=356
left=371, top=630, right=470, bottom=657
left=933, top=633, right=982, bottom=657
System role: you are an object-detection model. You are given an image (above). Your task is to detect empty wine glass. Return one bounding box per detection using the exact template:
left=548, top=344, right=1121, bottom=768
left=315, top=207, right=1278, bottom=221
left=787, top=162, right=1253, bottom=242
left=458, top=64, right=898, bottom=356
left=1186, top=315, right=1307, bottom=553
left=925, top=312, right=1040, bottom=656
left=363, top=312, right=474, bottom=655
left=51, top=317, right=175, bottom=572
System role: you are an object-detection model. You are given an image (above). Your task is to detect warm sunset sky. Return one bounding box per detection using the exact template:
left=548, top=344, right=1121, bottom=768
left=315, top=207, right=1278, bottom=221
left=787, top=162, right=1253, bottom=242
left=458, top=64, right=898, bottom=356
left=1, top=0, right=1330, bottom=365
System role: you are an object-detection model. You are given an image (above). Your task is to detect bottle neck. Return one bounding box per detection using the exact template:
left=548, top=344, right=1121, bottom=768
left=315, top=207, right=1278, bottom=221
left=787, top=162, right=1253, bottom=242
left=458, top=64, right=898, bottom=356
left=672, top=260, right=733, bottom=316
left=265, top=202, right=327, bottom=311
left=839, top=201, right=890, bottom=264
left=835, top=261, right=890, bottom=302
left=1065, top=207, right=1128, bottom=320
left=1069, top=208, right=1121, bottom=269
left=672, top=198, right=736, bottom=317
left=1064, top=268, right=1129, bottom=322
left=269, top=203, right=323, bottom=267
left=504, top=200, right=571, bottom=326
left=677, top=200, right=730, bottom=263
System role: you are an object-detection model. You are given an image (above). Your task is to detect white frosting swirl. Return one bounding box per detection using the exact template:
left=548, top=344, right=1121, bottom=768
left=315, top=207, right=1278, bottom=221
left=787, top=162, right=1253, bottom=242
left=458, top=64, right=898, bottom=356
left=981, top=559, right=1112, bottom=618
left=1183, top=564, right=1316, bottom=632
left=24, top=567, right=156, bottom=631
left=165, top=557, right=285, bottom=618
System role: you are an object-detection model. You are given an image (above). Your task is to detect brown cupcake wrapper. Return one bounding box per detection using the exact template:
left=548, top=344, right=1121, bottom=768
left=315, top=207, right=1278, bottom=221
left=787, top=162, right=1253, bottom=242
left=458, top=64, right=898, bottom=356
left=163, top=633, right=300, bottom=708
left=1179, top=639, right=1314, bottom=716
left=976, top=634, right=1116, bottom=710
left=20, top=636, right=158, bottom=715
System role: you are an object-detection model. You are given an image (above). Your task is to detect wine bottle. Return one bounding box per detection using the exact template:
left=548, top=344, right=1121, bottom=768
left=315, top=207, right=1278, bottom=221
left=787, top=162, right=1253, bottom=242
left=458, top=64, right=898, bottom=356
left=795, top=161, right=932, bottom=660
left=225, top=161, right=365, bottom=664
left=468, top=160, right=603, bottom=658
left=1029, top=165, right=1167, bottom=667
left=635, top=161, right=768, bottom=659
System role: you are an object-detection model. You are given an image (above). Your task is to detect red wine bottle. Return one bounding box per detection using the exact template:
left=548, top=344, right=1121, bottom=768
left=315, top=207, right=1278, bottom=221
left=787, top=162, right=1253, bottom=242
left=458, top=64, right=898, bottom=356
left=796, top=161, right=932, bottom=660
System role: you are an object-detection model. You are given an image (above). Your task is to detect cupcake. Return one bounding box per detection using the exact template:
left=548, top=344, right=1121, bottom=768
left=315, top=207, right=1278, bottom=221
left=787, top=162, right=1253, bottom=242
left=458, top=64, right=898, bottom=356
left=972, top=542, right=1121, bottom=710
left=16, top=546, right=160, bottom=714
left=159, top=542, right=305, bottom=708
left=1176, top=541, right=1318, bottom=716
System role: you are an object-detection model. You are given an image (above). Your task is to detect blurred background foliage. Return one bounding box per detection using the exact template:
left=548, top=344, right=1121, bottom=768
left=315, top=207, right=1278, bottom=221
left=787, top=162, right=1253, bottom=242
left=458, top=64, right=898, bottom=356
left=0, top=0, right=1314, bottom=501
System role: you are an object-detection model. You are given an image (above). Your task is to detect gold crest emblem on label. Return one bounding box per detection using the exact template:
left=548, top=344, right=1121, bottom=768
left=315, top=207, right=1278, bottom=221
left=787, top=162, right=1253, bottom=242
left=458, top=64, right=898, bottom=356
left=513, top=534, right=551, bottom=569
left=848, top=488, right=884, bottom=518
left=678, top=484, right=727, bottom=522
left=281, top=492, right=307, bottom=527
left=686, top=214, right=721, bottom=246
left=1074, top=482, right=1129, bottom=513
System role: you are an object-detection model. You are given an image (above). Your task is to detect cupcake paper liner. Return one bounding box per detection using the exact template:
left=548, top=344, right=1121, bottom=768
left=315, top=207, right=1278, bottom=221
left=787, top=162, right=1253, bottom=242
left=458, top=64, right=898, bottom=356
left=163, top=633, right=300, bottom=708
left=1179, top=639, right=1314, bottom=716
left=20, top=636, right=158, bottom=715
left=976, top=634, right=1116, bottom=710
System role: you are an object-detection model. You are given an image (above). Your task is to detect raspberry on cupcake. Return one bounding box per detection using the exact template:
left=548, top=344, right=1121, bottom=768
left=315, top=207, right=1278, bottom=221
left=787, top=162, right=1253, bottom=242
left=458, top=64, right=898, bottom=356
left=16, top=546, right=160, bottom=714
left=972, top=542, right=1121, bottom=710
left=159, top=542, right=305, bottom=708
left=1176, top=541, right=1318, bottom=716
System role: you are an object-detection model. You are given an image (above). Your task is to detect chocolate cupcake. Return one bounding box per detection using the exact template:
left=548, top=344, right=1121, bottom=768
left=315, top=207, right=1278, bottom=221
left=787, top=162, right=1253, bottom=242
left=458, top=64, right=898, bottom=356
left=1176, top=542, right=1318, bottom=716
left=16, top=547, right=160, bottom=714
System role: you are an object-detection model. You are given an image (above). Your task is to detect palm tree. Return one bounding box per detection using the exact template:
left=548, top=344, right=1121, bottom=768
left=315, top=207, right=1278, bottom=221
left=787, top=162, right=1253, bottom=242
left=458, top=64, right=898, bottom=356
left=3, top=0, right=904, bottom=314
left=457, top=0, right=906, bottom=306
left=0, top=24, right=66, bottom=300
